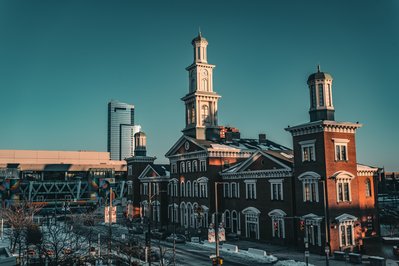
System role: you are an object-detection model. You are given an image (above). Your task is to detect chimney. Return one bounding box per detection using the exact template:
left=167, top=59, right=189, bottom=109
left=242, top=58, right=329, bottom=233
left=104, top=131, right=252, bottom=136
left=225, top=132, right=233, bottom=142
left=259, top=133, right=267, bottom=144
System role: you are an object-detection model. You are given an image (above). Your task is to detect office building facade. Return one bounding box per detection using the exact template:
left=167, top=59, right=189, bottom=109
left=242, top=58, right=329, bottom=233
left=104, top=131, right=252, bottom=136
left=107, top=100, right=141, bottom=160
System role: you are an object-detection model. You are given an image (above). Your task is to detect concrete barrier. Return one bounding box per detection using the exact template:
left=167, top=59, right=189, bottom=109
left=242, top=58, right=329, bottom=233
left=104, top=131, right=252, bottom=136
left=248, top=248, right=267, bottom=257
left=221, top=243, right=239, bottom=253
left=333, top=251, right=346, bottom=261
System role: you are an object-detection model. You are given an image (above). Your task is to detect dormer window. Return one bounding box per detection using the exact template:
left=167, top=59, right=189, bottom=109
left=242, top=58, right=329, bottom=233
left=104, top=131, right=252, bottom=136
left=299, top=140, right=316, bottom=162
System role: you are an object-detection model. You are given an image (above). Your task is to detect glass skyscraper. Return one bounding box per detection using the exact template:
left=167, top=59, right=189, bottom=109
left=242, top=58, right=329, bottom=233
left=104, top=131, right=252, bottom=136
left=107, top=100, right=141, bottom=160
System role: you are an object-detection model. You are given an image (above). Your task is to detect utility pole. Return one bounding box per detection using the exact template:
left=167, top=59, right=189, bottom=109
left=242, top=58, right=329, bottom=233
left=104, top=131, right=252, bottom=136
left=215, top=182, right=220, bottom=263
left=108, top=187, right=113, bottom=266
left=173, top=193, right=176, bottom=266
left=321, top=179, right=330, bottom=266
left=212, top=182, right=224, bottom=266
left=148, top=183, right=152, bottom=266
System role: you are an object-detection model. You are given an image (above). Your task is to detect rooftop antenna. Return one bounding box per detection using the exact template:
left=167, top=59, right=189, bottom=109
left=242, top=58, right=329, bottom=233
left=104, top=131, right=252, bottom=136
left=199, top=27, right=202, bottom=37
left=317, top=64, right=321, bottom=72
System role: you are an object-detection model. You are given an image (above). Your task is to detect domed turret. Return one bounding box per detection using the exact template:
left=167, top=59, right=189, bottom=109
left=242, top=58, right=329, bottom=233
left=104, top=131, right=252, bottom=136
left=192, top=31, right=208, bottom=63
left=307, top=65, right=335, bottom=122
left=134, top=131, right=147, bottom=156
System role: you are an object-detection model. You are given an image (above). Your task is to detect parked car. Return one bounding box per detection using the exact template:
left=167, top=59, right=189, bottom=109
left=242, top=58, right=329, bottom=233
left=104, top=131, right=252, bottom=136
left=166, top=233, right=186, bottom=243
left=151, top=229, right=168, bottom=240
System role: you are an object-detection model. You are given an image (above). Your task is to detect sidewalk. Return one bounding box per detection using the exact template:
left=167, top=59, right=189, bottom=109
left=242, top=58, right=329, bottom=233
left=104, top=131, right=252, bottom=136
left=223, top=240, right=399, bottom=266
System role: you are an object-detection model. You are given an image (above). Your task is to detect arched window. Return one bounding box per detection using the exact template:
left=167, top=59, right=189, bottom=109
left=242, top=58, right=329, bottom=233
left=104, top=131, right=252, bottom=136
left=242, top=207, right=260, bottom=239
left=202, top=79, right=208, bottom=91
left=225, top=210, right=231, bottom=229
left=190, top=106, right=195, bottom=124
left=180, top=162, right=185, bottom=173
left=231, top=211, right=238, bottom=233
left=318, top=84, right=324, bottom=106
left=298, top=172, right=321, bottom=202
left=167, top=182, right=171, bottom=196
left=365, top=178, right=372, bottom=197
left=310, top=85, right=316, bottom=108
left=268, top=209, right=287, bottom=239
left=191, top=79, right=196, bottom=92
left=193, top=181, right=198, bottom=197
left=187, top=203, right=193, bottom=227
left=180, top=202, right=186, bottom=226
left=181, top=181, right=185, bottom=197
left=186, top=181, right=191, bottom=197
left=187, top=161, right=191, bottom=173
left=333, top=171, right=355, bottom=203
left=201, top=105, right=210, bottom=126
left=173, top=182, right=178, bottom=197
left=193, top=160, right=198, bottom=172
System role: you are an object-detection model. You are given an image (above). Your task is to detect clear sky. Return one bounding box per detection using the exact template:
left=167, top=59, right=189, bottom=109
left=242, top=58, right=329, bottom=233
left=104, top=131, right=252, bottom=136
left=0, top=0, right=398, bottom=171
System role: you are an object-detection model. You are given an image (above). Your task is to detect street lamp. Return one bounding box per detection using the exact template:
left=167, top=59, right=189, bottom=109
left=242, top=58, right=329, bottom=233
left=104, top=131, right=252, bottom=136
left=213, top=182, right=225, bottom=266
left=320, top=179, right=330, bottom=266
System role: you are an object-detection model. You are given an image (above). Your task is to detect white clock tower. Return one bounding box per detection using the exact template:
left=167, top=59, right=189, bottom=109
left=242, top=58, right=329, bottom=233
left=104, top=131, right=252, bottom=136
left=182, top=32, right=221, bottom=140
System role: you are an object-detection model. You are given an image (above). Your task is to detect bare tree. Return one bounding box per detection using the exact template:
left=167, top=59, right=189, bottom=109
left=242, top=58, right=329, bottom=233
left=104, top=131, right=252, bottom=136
left=0, top=202, right=42, bottom=263
left=40, top=222, right=85, bottom=265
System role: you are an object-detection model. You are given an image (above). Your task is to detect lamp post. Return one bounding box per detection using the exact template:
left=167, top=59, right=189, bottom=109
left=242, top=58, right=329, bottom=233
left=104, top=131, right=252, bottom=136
left=213, top=182, right=225, bottom=266
left=321, top=179, right=330, bottom=266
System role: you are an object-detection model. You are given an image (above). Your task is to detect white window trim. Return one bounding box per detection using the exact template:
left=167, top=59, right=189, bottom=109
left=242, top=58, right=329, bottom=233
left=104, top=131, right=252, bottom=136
left=269, top=179, right=284, bottom=201
left=171, top=163, right=176, bottom=174
left=299, top=140, right=316, bottom=162
left=244, top=180, right=257, bottom=199
left=336, top=178, right=352, bottom=203
left=224, top=183, right=230, bottom=198
left=338, top=221, right=355, bottom=247
left=333, top=138, right=350, bottom=161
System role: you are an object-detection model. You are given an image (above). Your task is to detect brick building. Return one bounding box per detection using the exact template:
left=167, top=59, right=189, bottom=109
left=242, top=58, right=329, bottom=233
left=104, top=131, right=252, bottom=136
left=285, top=66, right=379, bottom=253
left=128, top=33, right=380, bottom=255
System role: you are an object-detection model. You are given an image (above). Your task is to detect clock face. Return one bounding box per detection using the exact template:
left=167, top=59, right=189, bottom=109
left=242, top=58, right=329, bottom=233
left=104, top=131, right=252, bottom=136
left=202, top=69, right=208, bottom=77
left=185, top=141, right=190, bottom=150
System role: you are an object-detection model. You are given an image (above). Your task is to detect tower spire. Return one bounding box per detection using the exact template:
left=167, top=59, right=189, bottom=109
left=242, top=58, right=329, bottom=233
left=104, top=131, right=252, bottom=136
left=307, top=66, right=335, bottom=121
left=183, top=33, right=221, bottom=140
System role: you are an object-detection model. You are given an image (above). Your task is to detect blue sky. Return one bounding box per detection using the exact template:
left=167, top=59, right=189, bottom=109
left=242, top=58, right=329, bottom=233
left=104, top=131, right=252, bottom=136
left=0, top=0, right=398, bottom=171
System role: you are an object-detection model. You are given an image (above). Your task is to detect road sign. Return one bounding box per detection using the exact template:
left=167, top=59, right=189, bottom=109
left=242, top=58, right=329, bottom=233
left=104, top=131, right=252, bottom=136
left=104, top=206, right=117, bottom=223
left=305, top=251, right=310, bottom=257
left=208, top=228, right=215, bottom=243
left=218, top=227, right=226, bottom=242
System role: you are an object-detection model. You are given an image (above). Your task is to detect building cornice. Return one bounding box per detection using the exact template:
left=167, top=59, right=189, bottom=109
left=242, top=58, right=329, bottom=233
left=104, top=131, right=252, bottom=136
left=181, top=92, right=221, bottom=102
left=140, top=176, right=170, bottom=182
left=168, top=151, right=208, bottom=162
left=208, top=149, right=253, bottom=159
left=221, top=169, right=292, bottom=180
left=185, top=63, right=216, bottom=71
left=285, top=120, right=362, bottom=136
left=125, top=156, right=156, bottom=163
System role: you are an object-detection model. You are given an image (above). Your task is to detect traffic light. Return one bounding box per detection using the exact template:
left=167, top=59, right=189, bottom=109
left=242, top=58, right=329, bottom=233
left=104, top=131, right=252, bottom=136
left=273, top=221, right=278, bottom=231
left=211, top=257, right=223, bottom=265
left=300, top=220, right=305, bottom=231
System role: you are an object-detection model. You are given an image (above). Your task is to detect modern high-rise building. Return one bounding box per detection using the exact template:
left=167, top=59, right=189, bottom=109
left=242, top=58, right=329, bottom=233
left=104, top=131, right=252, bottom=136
left=107, top=100, right=141, bottom=160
